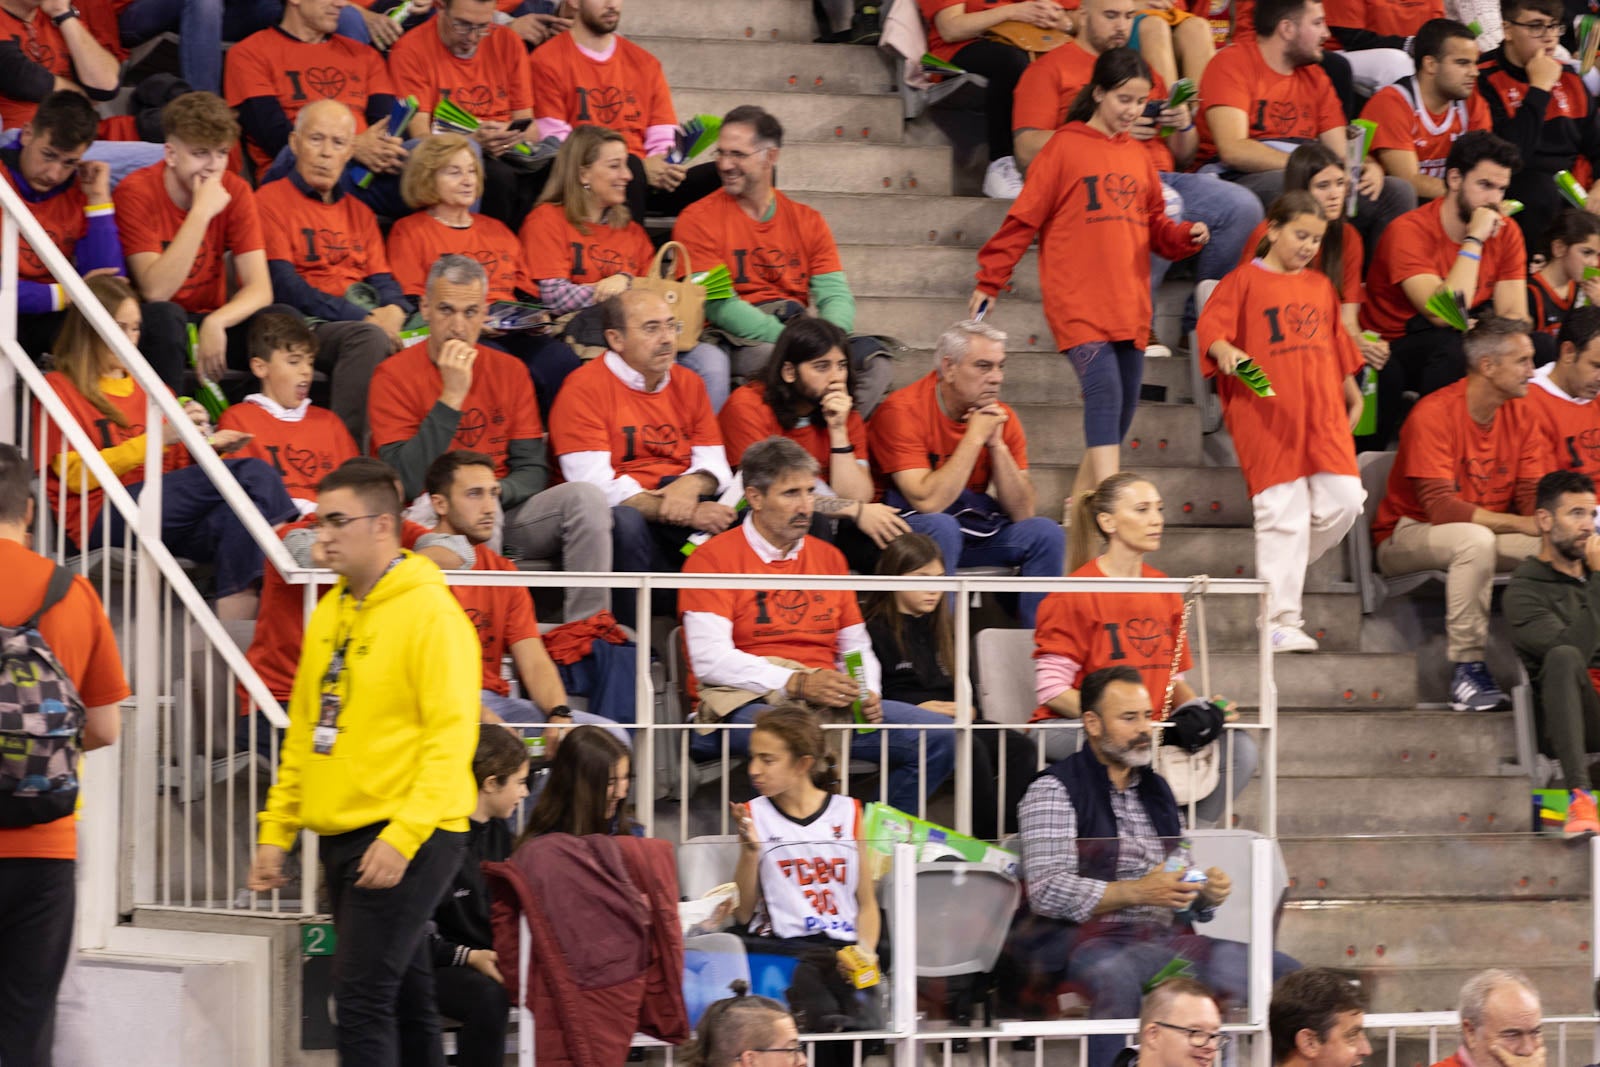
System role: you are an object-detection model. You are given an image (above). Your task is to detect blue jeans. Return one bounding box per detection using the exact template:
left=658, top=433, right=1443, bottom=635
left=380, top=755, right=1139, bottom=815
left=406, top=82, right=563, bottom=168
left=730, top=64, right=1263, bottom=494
left=679, top=342, right=731, bottom=412
left=904, top=511, right=1064, bottom=627
left=1065, top=340, right=1144, bottom=449
left=115, top=0, right=367, bottom=95
left=1150, top=172, right=1264, bottom=289
left=480, top=690, right=631, bottom=748
left=690, top=700, right=956, bottom=813
left=1065, top=925, right=1300, bottom=1067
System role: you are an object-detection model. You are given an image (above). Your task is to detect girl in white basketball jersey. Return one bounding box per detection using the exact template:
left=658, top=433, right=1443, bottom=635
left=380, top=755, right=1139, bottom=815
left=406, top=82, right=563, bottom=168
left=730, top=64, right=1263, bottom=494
left=731, top=709, right=880, bottom=1022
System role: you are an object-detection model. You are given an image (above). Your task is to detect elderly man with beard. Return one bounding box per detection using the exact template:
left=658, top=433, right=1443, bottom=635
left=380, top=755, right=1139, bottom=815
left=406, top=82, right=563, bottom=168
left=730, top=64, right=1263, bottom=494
left=1506, top=471, right=1600, bottom=838
left=1004, top=666, right=1299, bottom=1067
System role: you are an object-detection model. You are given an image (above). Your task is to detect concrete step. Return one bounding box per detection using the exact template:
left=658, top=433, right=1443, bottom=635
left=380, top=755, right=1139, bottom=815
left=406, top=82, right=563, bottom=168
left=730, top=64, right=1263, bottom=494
left=1205, top=652, right=1418, bottom=709
left=1281, top=833, right=1586, bottom=900
left=673, top=88, right=904, bottom=146
left=1149, top=527, right=1349, bottom=589
left=1201, top=592, right=1362, bottom=652
left=1238, top=775, right=1528, bottom=835
left=776, top=141, right=955, bottom=196
left=1028, top=466, right=1255, bottom=526
left=890, top=348, right=1198, bottom=404
left=792, top=192, right=1012, bottom=248
left=1016, top=403, right=1203, bottom=469
left=628, top=0, right=816, bottom=42
left=859, top=296, right=1055, bottom=351
left=1354, top=963, right=1593, bottom=1016
left=1278, top=899, right=1586, bottom=969
left=643, top=36, right=898, bottom=97
left=1276, top=712, right=1518, bottom=781
left=841, top=244, right=1031, bottom=300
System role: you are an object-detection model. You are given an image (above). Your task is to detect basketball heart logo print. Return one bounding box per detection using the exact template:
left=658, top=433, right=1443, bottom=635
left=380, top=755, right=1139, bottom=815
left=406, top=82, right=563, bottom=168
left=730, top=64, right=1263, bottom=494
left=1283, top=303, right=1321, bottom=339
left=305, top=67, right=348, bottom=98
left=1123, top=617, right=1167, bottom=658
left=457, top=408, right=489, bottom=448
left=768, top=589, right=810, bottom=626
left=1566, top=428, right=1600, bottom=469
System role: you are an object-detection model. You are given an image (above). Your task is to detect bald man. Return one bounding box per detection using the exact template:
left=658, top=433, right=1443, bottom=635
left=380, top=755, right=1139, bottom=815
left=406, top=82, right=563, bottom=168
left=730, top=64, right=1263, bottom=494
left=254, top=100, right=411, bottom=445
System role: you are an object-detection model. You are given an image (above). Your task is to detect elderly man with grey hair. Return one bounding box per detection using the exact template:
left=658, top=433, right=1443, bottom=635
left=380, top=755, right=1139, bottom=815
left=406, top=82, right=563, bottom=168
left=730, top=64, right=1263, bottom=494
left=679, top=435, right=956, bottom=812
left=1429, top=970, right=1544, bottom=1067
left=367, top=254, right=612, bottom=622
left=867, top=319, right=1064, bottom=625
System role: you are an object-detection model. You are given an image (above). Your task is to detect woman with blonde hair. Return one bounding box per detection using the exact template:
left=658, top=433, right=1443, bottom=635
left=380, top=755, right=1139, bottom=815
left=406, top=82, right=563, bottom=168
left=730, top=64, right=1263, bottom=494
left=519, top=124, right=731, bottom=409
left=40, top=274, right=296, bottom=619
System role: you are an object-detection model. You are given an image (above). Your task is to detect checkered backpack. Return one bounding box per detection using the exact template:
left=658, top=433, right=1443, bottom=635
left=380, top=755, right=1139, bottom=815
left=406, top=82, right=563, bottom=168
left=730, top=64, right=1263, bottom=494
left=0, top=565, right=87, bottom=828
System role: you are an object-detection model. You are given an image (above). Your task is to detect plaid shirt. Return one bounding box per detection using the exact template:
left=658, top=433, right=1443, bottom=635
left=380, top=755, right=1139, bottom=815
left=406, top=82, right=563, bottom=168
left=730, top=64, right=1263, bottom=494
left=1017, top=771, right=1213, bottom=927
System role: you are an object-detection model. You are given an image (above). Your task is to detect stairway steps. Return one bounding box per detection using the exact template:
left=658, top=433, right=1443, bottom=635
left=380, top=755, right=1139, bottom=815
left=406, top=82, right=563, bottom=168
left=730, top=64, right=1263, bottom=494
left=792, top=192, right=1013, bottom=248
left=1281, top=833, right=1585, bottom=898
left=628, top=0, right=816, bottom=42
left=644, top=36, right=899, bottom=96
left=1277, top=899, right=1587, bottom=968
left=889, top=348, right=1199, bottom=404
left=1149, top=526, right=1350, bottom=588
left=1013, top=403, right=1203, bottom=468
left=672, top=88, right=905, bottom=146
left=1237, top=775, right=1527, bottom=835
left=1029, top=465, right=1255, bottom=525
left=858, top=295, right=1055, bottom=351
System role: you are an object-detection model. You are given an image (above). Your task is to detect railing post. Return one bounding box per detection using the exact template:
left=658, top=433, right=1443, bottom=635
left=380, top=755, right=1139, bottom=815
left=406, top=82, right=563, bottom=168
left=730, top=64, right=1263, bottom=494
left=953, top=576, right=971, bottom=837
left=1258, top=586, right=1277, bottom=837
left=892, top=842, right=917, bottom=1067
left=0, top=208, right=17, bottom=443
left=1250, top=836, right=1273, bottom=1067
left=636, top=574, right=654, bottom=836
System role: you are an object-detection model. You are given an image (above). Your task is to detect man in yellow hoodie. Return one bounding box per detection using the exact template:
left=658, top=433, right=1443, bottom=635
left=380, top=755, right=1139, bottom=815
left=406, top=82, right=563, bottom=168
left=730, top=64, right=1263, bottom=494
left=249, top=457, right=482, bottom=1065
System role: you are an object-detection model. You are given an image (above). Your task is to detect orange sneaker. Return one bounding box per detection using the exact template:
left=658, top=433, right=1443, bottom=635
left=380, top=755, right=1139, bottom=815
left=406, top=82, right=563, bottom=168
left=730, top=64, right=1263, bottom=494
left=1565, top=788, right=1599, bottom=840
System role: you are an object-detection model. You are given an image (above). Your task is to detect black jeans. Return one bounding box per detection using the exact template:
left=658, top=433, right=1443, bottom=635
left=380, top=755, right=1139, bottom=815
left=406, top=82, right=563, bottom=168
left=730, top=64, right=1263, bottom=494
left=626, top=154, right=721, bottom=223
left=139, top=301, right=301, bottom=401
left=951, top=39, right=1031, bottom=160
left=433, top=963, right=510, bottom=1067
left=321, top=823, right=466, bottom=1067
left=0, top=857, right=76, bottom=1067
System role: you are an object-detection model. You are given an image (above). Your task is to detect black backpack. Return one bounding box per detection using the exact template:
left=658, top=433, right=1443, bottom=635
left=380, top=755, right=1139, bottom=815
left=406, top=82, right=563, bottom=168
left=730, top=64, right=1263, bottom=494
left=0, top=565, right=88, bottom=828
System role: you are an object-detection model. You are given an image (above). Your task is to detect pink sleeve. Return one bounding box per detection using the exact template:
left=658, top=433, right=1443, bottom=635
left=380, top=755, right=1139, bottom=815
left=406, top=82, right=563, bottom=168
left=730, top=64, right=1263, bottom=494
left=643, top=123, right=676, bottom=157
left=1034, top=652, right=1082, bottom=704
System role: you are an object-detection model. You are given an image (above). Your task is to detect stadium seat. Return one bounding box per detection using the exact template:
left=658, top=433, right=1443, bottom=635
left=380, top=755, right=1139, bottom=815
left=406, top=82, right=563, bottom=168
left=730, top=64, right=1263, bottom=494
left=975, top=627, right=1040, bottom=725
left=1186, top=829, right=1290, bottom=942
left=678, top=834, right=741, bottom=900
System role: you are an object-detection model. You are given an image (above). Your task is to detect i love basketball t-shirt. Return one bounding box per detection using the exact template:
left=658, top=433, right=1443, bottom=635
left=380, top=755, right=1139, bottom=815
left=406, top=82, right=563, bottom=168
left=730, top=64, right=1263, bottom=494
left=519, top=202, right=654, bottom=284
left=547, top=356, right=721, bottom=490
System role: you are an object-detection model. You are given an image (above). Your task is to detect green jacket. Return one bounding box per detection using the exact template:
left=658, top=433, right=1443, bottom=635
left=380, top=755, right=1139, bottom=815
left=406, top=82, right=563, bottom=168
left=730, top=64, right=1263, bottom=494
left=1504, top=555, right=1600, bottom=675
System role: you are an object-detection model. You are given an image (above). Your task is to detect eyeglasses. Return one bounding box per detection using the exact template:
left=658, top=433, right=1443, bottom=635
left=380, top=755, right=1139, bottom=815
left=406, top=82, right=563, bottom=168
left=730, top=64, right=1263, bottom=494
left=1506, top=19, right=1563, bottom=35
left=752, top=1046, right=806, bottom=1062
left=310, top=513, right=382, bottom=531
left=711, top=147, right=773, bottom=163
left=445, top=16, right=496, bottom=36
left=1153, top=1022, right=1232, bottom=1049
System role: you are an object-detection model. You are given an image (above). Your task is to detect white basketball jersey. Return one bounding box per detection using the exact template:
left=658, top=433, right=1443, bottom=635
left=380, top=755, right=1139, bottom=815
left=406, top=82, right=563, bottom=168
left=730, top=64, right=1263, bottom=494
left=747, top=793, right=863, bottom=942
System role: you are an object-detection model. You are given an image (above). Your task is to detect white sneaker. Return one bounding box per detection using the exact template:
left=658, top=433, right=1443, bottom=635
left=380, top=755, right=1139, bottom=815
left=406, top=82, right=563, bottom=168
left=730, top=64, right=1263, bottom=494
left=983, top=155, right=1023, bottom=199
left=1270, top=626, right=1319, bottom=653
left=1146, top=342, right=1173, bottom=358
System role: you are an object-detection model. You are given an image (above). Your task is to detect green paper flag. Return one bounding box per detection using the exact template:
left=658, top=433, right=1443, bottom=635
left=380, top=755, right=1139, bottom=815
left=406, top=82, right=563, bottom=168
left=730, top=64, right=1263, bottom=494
left=1424, top=288, right=1470, bottom=332
left=1235, top=359, right=1275, bottom=397
left=691, top=265, right=735, bottom=301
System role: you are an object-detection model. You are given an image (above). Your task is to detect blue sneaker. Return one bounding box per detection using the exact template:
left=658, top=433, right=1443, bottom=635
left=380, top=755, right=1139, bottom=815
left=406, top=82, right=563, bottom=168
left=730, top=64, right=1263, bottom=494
left=1450, top=661, right=1507, bottom=711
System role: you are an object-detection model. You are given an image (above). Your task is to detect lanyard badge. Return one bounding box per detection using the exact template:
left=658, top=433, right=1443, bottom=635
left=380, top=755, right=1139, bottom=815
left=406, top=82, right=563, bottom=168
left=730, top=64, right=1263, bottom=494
left=314, top=637, right=351, bottom=755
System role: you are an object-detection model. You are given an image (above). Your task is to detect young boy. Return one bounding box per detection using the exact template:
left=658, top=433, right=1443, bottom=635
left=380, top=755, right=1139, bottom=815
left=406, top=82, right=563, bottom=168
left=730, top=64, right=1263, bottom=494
left=218, top=314, right=359, bottom=513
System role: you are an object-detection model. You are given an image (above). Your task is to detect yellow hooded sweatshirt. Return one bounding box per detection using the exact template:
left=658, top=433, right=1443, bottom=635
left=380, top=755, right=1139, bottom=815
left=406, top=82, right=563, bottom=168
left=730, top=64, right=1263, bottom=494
left=258, top=552, right=481, bottom=859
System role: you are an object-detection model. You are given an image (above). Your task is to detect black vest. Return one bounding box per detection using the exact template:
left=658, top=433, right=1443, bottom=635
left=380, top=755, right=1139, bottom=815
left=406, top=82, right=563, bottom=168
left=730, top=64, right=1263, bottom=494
left=1042, top=746, right=1183, bottom=883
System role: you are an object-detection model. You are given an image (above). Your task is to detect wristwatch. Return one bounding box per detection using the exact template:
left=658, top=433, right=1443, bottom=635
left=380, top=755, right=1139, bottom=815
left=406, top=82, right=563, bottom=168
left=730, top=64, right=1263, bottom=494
left=51, top=4, right=81, bottom=25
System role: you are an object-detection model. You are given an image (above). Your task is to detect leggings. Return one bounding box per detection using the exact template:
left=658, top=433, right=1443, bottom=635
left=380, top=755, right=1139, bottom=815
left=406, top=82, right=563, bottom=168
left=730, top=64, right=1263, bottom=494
left=1064, top=340, right=1144, bottom=447
left=949, top=39, right=1031, bottom=159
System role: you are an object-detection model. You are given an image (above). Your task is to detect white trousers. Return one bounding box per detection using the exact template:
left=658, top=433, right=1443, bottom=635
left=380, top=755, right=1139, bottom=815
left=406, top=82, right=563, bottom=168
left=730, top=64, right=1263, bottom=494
left=1252, top=473, right=1366, bottom=630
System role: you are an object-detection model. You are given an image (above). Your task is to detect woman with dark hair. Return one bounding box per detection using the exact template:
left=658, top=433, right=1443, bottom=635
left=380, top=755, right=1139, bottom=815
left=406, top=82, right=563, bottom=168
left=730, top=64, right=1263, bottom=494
left=430, top=725, right=530, bottom=1067
left=515, top=724, right=635, bottom=841
left=862, top=533, right=1037, bottom=838
left=1529, top=210, right=1600, bottom=336
left=680, top=982, right=801, bottom=1067
left=973, top=48, right=1207, bottom=527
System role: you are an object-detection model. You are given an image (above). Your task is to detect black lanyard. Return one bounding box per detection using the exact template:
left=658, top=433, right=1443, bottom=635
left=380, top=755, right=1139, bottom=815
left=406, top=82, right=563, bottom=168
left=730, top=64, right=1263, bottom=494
left=313, top=556, right=402, bottom=751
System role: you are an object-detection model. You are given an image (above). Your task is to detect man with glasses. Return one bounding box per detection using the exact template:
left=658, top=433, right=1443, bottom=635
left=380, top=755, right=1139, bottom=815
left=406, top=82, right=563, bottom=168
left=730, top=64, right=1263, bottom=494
left=250, top=458, right=481, bottom=1065
left=1132, top=979, right=1230, bottom=1067
left=1270, top=968, right=1371, bottom=1067
left=1479, top=0, right=1600, bottom=258
left=672, top=106, right=896, bottom=418
left=1431, top=970, right=1544, bottom=1067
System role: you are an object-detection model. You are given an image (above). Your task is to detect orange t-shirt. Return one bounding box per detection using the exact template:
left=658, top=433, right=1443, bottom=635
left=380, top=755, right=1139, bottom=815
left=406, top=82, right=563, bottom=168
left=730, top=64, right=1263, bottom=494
left=2, top=163, right=100, bottom=285
left=387, top=212, right=529, bottom=302
left=1, top=8, right=73, bottom=129
left=1527, top=375, right=1600, bottom=477
left=975, top=121, right=1197, bottom=351
left=719, top=381, right=868, bottom=473
left=1198, top=261, right=1363, bottom=497
left=1360, top=80, right=1492, bottom=180
left=113, top=164, right=265, bottom=315
left=1527, top=273, right=1574, bottom=337
left=1030, top=559, right=1190, bottom=723
left=527, top=32, right=675, bottom=157
left=451, top=543, right=539, bottom=696
left=216, top=401, right=359, bottom=506
left=257, top=178, right=392, bottom=297
left=867, top=371, right=1028, bottom=495
left=367, top=343, right=545, bottom=479
left=0, top=541, right=131, bottom=861
left=1238, top=219, right=1364, bottom=305
left=1361, top=197, right=1526, bottom=340
left=1323, top=0, right=1441, bottom=41
left=389, top=20, right=533, bottom=125
left=1013, top=45, right=1174, bottom=173
left=1372, top=379, right=1551, bottom=544
left=672, top=190, right=843, bottom=307
left=519, top=202, right=654, bottom=284
left=37, top=372, right=190, bottom=550
left=548, top=357, right=721, bottom=490
left=918, top=0, right=1024, bottom=62
left=681, top=528, right=861, bottom=671
left=223, top=27, right=393, bottom=171
left=1197, top=40, right=1346, bottom=163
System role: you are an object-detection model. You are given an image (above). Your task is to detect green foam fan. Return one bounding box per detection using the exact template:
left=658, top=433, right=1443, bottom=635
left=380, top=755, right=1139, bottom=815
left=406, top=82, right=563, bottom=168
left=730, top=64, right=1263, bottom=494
left=1556, top=170, right=1588, bottom=210
left=432, top=97, right=533, bottom=155
left=920, top=52, right=966, bottom=75
left=1425, top=287, right=1470, bottom=332
left=691, top=265, right=735, bottom=301
left=1234, top=358, right=1275, bottom=398
left=671, top=114, right=722, bottom=164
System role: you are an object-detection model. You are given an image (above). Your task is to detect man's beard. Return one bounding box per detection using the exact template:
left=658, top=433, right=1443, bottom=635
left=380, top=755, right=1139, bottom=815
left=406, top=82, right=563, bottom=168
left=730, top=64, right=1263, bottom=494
left=1553, top=531, right=1589, bottom=563
left=1100, top=734, right=1154, bottom=768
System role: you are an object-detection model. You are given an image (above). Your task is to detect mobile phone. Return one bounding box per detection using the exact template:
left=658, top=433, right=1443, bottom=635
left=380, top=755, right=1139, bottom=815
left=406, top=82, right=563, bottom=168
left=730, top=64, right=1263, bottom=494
left=973, top=298, right=990, bottom=322
left=1143, top=99, right=1164, bottom=120
left=508, top=117, right=533, bottom=132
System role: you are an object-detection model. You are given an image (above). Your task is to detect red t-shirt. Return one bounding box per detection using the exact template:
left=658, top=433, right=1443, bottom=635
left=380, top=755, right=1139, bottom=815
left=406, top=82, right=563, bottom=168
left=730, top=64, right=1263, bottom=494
left=1527, top=375, right=1600, bottom=478
left=718, top=380, right=869, bottom=473
left=387, top=212, right=529, bottom=302
left=216, top=401, right=359, bottom=506
left=548, top=357, right=721, bottom=489
left=1372, top=379, right=1550, bottom=543
left=1198, top=261, right=1364, bottom=496
left=1527, top=272, right=1574, bottom=337
left=389, top=20, right=533, bottom=125
left=1323, top=0, right=1442, bottom=41
left=867, top=371, right=1028, bottom=495
left=519, top=202, right=654, bottom=284
left=681, top=528, right=861, bottom=672
left=223, top=27, right=393, bottom=171
left=1238, top=219, right=1364, bottom=305
left=0, top=540, right=130, bottom=861
left=2, top=164, right=99, bottom=284
left=367, top=343, right=545, bottom=479
left=113, top=164, right=265, bottom=315
left=918, top=0, right=1024, bottom=62
left=1013, top=44, right=1174, bottom=172
left=257, top=178, right=392, bottom=297
left=1030, top=559, right=1190, bottom=723
left=1361, top=197, right=1526, bottom=340
left=672, top=190, right=843, bottom=307
left=1, top=7, right=74, bottom=129
left=1360, top=81, right=1491, bottom=179
left=527, top=32, right=675, bottom=157
left=451, top=543, right=539, bottom=696
left=1197, top=40, right=1346, bottom=163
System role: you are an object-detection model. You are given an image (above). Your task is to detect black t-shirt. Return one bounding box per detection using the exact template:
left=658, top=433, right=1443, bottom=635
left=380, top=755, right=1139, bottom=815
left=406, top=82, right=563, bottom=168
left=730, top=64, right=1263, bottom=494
left=866, top=611, right=953, bottom=707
